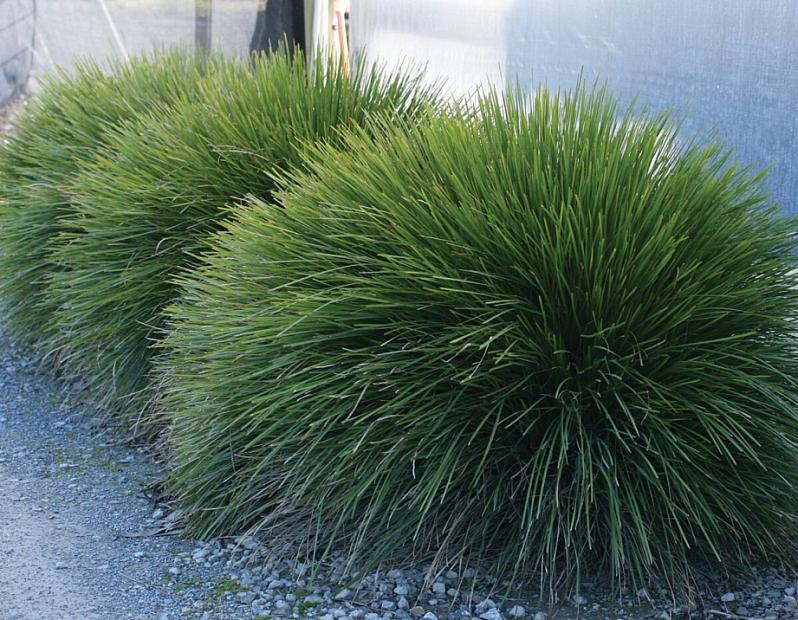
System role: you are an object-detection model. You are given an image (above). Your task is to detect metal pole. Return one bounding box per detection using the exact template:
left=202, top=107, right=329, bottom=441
left=98, top=0, right=129, bottom=61
left=195, top=0, right=212, bottom=54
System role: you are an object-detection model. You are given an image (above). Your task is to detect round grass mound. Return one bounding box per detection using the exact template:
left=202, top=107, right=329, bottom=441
left=160, top=85, right=798, bottom=592
left=0, top=49, right=217, bottom=352
left=49, top=48, right=434, bottom=425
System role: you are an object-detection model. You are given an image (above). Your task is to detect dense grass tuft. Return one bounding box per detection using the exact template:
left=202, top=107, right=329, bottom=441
left=0, top=49, right=217, bottom=351
left=48, top=48, right=433, bottom=425
left=160, top=85, right=798, bottom=593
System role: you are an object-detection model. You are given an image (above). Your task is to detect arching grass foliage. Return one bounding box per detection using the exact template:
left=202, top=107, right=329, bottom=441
left=47, top=48, right=434, bottom=425
left=160, top=84, right=798, bottom=593
left=0, top=49, right=217, bottom=352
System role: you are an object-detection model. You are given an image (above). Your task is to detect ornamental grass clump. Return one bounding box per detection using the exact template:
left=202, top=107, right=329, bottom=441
left=160, top=84, right=798, bottom=593
left=49, top=48, right=432, bottom=425
left=0, top=49, right=216, bottom=351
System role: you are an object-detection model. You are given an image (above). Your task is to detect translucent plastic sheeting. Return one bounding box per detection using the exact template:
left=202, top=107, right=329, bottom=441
left=351, top=0, right=798, bottom=217
left=31, top=0, right=259, bottom=82
left=207, top=0, right=261, bottom=56
left=0, top=0, right=34, bottom=105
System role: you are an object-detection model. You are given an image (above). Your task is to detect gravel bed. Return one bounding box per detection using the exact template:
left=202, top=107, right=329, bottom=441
left=0, top=330, right=255, bottom=619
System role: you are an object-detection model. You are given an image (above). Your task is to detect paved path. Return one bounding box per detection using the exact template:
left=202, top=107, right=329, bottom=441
left=0, top=332, right=254, bottom=619
left=0, top=462, right=99, bottom=619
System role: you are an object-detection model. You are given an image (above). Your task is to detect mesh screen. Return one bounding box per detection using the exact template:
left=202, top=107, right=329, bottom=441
left=351, top=0, right=798, bottom=217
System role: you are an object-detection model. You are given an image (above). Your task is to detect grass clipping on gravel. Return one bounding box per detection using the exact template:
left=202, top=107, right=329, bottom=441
left=160, top=83, right=798, bottom=595
left=47, top=47, right=434, bottom=427
left=0, top=49, right=217, bottom=353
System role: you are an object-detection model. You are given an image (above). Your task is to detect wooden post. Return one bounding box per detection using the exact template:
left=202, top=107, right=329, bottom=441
left=195, top=0, right=212, bottom=54
left=334, top=4, right=349, bottom=78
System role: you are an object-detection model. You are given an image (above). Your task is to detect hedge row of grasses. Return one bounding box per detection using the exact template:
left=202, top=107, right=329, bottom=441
left=2, top=47, right=432, bottom=427
left=0, top=50, right=221, bottom=351
left=2, top=47, right=798, bottom=597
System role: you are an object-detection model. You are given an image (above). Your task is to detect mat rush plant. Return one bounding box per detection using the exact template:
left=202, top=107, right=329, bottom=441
left=48, top=47, right=432, bottom=426
left=0, top=49, right=217, bottom=351
left=161, top=84, right=798, bottom=596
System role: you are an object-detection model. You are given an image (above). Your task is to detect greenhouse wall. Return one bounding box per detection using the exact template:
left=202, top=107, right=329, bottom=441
left=13, top=0, right=259, bottom=98
left=351, top=0, right=798, bottom=217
